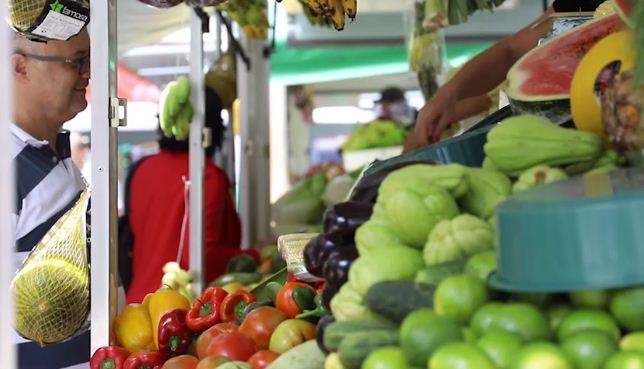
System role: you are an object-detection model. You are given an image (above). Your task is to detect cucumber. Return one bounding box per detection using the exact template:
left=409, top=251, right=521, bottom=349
left=365, top=280, right=435, bottom=323
left=338, top=329, right=400, bottom=369
left=209, top=272, right=263, bottom=287
left=323, top=320, right=397, bottom=353
left=415, top=259, right=466, bottom=285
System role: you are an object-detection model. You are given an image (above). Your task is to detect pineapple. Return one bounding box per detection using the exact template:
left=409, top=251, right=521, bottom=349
left=602, top=71, right=644, bottom=151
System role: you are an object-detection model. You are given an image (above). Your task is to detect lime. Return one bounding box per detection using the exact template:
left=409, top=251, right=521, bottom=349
left=400, top=309, right=463, bottom=367
left=434, top=274, right=489, bottom=324
left=477, top=329, right=524, bottom=369
left=429, top=342, right=496, bottom=369
left=621, top=332, right=644, bottom=353
left=603, top=350, right=644, bottom=369
left=510, top=342, right=574, bottom=369
left=569, top=289, right=609, bottom=309
left=464, top=251, right=497, bottom=281
left=557, top=309, right=620, bottom=342
left=560, top=330, right=617, bottom=369
left=610, top=287, right=644, bottom=331
left=546, top=304, right=573, bottom=333
left=472, top=302, right=550, bottom=342
left=462, top=327, right=478, bottom=344
left=362, top=347, right=408, bottom=369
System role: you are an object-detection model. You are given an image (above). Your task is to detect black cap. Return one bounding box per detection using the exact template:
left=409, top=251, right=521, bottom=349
left=375, top=87, right=406, bottom=103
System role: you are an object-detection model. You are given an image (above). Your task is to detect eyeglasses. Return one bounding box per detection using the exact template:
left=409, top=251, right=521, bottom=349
left=19, top=53, right=90, bottom=75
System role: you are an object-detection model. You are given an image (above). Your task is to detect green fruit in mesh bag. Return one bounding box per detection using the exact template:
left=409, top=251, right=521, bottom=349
left=12, top=258, right=89, bottom=345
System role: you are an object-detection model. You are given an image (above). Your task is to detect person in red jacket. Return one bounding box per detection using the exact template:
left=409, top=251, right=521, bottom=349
left=124, top=86, right=248, bottom=303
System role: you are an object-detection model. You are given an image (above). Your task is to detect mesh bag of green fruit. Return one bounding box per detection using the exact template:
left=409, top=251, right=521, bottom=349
left=8, top=0, right=90, bottom=41
left=11, top=190, right=91, bottom=346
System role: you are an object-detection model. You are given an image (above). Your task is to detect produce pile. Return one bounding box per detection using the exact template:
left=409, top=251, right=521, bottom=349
left=293, top=0, right=358, bottom=31
left=90, top=247, right=328, bottom=369
left=341, top=120, right=407, bottom=152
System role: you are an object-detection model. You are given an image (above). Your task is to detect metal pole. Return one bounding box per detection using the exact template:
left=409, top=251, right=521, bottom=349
left=90, top=0, right=119, bottom=352
left=0, top=0, right=16, bottom=365
left=237, top=35, right=252, bottom=249
left=189, top=9, right=205, bottom=292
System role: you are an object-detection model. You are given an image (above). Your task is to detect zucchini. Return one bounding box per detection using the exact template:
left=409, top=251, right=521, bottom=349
left=323, top=320, right=397, bottom=353
left=365, top=281, right=435, bottom=323
left=415, top=259, right=466, bottom=285
left=338, top=329, right=400, bottom=369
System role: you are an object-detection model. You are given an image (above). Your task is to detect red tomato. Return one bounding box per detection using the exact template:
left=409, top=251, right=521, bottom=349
left=239, top=307, right=288, bottom=350
left=195, top=355, right=231, bottom=369
left=247, top=350, right=280, bottom=369
left=205, top=332, right=257, bottom=361
left=161, top=355, right=199, bottom=369
left=196, top=322, right=239, bottom=359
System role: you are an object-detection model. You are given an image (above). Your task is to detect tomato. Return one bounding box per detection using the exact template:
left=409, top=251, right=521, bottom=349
left=239, top=307, right=288, bottom=350
left=247, top=350, right=280, bottom=369
left=205, top=332, right=257, bottom=361
left=195, top=355, right=231, bottom=369
left=268, top=319, right=317, bottom=354
left=196, top=322, right=239, bottom=359
left=161, top=355, right=199, bottom=369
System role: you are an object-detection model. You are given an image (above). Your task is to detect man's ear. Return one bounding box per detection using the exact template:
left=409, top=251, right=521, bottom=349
left=11, top=53, right=28, bottom=80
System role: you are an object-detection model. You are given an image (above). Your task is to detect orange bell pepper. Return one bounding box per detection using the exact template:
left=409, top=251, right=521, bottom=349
left=148, top=288, right=191, bottom=349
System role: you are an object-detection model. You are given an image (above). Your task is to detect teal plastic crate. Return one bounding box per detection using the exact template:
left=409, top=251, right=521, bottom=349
left=490, top=167, right=644, bottom=293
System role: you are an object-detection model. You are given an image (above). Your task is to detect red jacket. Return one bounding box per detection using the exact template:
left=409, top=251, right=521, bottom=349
left=126, top=150, right=243, bottom=303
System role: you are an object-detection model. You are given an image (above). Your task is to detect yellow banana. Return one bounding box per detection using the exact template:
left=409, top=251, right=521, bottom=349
left=300, top=0, right=322, bottom=14
left=317, top=0, right=332, bottom=17
left=343, top=0, right=356, bottom=19
left=329, top=0, right=345, bottom=31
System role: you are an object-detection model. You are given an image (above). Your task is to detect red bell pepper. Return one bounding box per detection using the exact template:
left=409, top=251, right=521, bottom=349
left=186, top=287, right=228, bottom=332
left=157, top=309, right=192, bottom=357
left=276, top=281, right=317, bottom=318
left=219, top=290, right=256, bottom=322
left=123, top=350, right=166, bottom=369
left=90, top=346, right=131, bottom=369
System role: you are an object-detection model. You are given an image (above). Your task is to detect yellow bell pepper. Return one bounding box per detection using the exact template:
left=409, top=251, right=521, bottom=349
left=113, top=303, right=155, bottom=352
left=147, top=288, right=191, bottom=349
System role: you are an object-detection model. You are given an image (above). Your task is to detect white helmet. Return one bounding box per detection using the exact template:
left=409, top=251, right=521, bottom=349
left=8, top=0, right=90, bottom=42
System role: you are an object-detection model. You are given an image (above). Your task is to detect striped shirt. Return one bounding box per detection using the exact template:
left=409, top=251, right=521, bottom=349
left=10, top=123, right=90, bottom=369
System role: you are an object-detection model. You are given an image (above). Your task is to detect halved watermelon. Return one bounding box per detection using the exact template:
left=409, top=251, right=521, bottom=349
left=613, top=0, right=634, bottom=27
left=506, top=14, right=624, bottom=123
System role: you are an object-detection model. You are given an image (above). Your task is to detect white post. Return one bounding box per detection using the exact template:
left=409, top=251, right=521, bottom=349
left=90, top=0, right=119, bottom=352
left=189, top=9, right=205, bottom=292
left=0, top=0, right=16, bottom=366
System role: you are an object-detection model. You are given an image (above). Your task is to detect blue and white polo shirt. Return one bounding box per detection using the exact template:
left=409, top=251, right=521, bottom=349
left=10, top=123, right=90, bottom=369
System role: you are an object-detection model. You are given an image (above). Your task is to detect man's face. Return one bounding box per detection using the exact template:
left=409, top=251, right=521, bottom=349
left=18, top=30, right=90, bottom=124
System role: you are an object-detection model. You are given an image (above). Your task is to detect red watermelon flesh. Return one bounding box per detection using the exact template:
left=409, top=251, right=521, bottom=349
left=506, top=13, right=623, bottom=102
left=614, top=0, right=634, bottom=27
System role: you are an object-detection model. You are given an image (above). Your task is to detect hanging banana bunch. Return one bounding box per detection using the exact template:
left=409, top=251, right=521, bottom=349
left=289, top=0, right=358, bottom=31
left=218, top=0, right=270, bottom=40
left=159, top=76, right=194, bottom=141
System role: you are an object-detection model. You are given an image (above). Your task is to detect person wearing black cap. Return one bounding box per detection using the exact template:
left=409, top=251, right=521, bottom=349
left=412, top=0, right=605, bottom=148
left=375, top=86, right=416, bottom=128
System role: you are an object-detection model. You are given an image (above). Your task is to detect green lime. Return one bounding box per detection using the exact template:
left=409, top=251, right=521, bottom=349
left=560, top=330, right=617, bottom=369
left=557, top=309, right=620, bottom=342
left=569, top=290, right=609, bottom=309
left=400, top=309, right=463, bottom=367
left=434, top=274, right=489, bottom=324
left=510, top=342, right=574, bottom=369
left=603, top=350, right=644, bottom=369
left=546, top=304, right=573, bottom=333
left=610, top=287, right=644, bottom=331
left=477, top=329, right=524, bottom=369
left=621, top=332, right=644, bottom=353
left=429, top=342, right=496, bottom=369
left=472, top=303, right=550, bottom=342
left=362, top=347, right=408, bottom=369
left=462, top=327, right=478, bottom=344
left=464, top=251, right=497, bottom=281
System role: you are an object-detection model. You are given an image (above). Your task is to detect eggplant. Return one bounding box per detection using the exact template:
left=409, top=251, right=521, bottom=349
left=321, top=284, right=340, bottom=311
left=323, top=245, right=359, bottom=289
left=315, top=314, right=336, bottom=354
left=322, top=201, right=373, bottom=234
left=303, top=234, right=339, bottom=278
left=350, top=160, right=435, bottom=203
